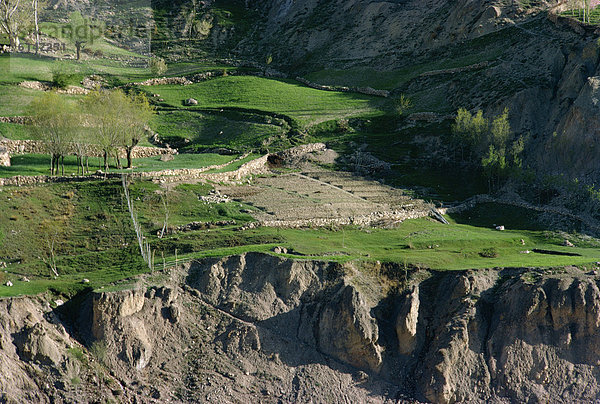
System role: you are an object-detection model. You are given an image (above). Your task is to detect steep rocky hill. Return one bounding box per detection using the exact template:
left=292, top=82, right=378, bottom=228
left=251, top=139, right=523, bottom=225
left=1, top=254, right=600, bottom=403
left=147, top=0, right=600, bottom=180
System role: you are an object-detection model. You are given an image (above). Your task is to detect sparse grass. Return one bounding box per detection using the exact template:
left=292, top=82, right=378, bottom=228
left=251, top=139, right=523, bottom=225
left=0, top=178, right=259, bottom=297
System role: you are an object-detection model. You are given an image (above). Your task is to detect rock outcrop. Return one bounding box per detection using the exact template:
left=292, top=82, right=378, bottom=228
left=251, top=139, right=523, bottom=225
left=395, top=285, right=419, bottom=355
left=318, top=284, right=382, bottom=372
left=189, top=253, right=383, bottom=372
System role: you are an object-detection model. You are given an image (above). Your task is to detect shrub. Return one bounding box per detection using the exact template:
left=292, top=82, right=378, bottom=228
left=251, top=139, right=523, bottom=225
left=150, top=56, right=167, bottom=76
left=479, top=247, right=499, bottom=258
left=51, top=63, right=78, bottom=89
left=89, top=340, right=107, bottom=364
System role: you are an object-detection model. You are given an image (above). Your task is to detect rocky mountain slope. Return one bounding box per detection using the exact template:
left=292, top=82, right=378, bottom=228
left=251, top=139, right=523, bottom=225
left=250, top=0, right=600, bottom=180
left=1, top=253, right=600, bottom=403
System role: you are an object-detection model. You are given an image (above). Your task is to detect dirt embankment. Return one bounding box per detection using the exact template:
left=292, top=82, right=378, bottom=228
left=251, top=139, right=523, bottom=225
left=0, top=254, right=599, bottom=403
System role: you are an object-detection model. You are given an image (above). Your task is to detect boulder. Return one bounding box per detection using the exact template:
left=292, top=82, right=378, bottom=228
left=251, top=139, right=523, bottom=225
left=185, top=98, right=198, bottom=106
left=0, top=146, right=10, bottom=167
left=160, top=153, right=174, bottom=162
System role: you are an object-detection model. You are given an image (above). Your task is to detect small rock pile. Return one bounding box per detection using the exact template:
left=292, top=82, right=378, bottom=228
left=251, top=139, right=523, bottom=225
left=199, top=191, right=230, bottom=204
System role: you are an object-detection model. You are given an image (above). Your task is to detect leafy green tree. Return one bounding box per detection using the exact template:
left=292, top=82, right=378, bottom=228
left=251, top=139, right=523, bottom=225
left=451, top=107, right=472, bottom=160
left=509, top=134, right=527, bottom=169
left=121, top=92, right=153, bottom=169
left=394, top=94, right=413, bottom=116
left=489, top=108, right=511, bottom=150
left=481, top=145, right=507, bottom=192
left=453, top=107, right=525, bottom=191
left=83, top=90, right=124, bottom=172
left=28, top=92, right=78, bottom=175
left=451, top=108, right=487, bottom=160
left=470, top=110, right=488, bottom=155
left=84, top=89, right=153, bottom=171
left=150, top=56, right=167, bottom=76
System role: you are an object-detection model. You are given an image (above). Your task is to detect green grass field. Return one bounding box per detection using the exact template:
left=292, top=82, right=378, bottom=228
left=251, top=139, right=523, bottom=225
left=151, top=110, right=286, bottom=152
left=145, top=76, right=386, bottom=125
left=0, top=122, right=29, bottom=139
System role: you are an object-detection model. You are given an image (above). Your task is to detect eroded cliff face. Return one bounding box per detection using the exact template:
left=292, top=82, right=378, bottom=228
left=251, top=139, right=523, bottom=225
left=1, top=254, right=600, bottom=403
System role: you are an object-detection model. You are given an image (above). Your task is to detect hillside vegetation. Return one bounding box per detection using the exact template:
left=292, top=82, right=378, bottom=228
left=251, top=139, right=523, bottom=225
left=0, top=0, right=598, bottom=298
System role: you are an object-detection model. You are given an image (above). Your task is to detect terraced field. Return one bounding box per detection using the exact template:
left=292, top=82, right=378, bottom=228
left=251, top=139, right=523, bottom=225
left=218, top=168, right=429, bottom=226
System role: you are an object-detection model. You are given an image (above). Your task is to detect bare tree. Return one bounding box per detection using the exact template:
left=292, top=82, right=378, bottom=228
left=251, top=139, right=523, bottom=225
left=83, top=90, right=124, bottom=174
left=0, top=0, right=30, bottom=48
left=32, top=0, right=39, bottom=54
left=122, top=175, right=154, bottom=270
left=39, top=219, right=60, bottom=277
left=158, top=190, right=170, bottom=239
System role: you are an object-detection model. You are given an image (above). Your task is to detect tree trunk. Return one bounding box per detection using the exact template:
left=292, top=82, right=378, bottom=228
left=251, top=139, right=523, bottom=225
left=114, top=152, right=122, bottom=170
left=33, top=0, right=40, bottom=55
left=103, top=150, right=108, bottom=173
left=75, top=41, right=85, bottom=60
left=126, top=146, right=133, bottom=169
left=61, top=155, right=64, bottom=175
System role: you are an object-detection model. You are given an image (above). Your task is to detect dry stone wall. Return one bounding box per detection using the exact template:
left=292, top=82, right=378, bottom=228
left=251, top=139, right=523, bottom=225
left=0, top=116, right=30, bottom=124
left=0, top=138, right=175, bottom=159
left=255, top=208, right=430, bottom=229
left=149, top=154, right=270, bottom=184
left=0, top=154, right=270, bottom=187
left=295, top=77, right=390, bottom=97
left=134, top=69, right=283, bottom=87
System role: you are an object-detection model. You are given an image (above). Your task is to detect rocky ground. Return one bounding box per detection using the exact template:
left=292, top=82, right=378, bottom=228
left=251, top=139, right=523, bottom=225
left=1, top=253, right=600, bottom=403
